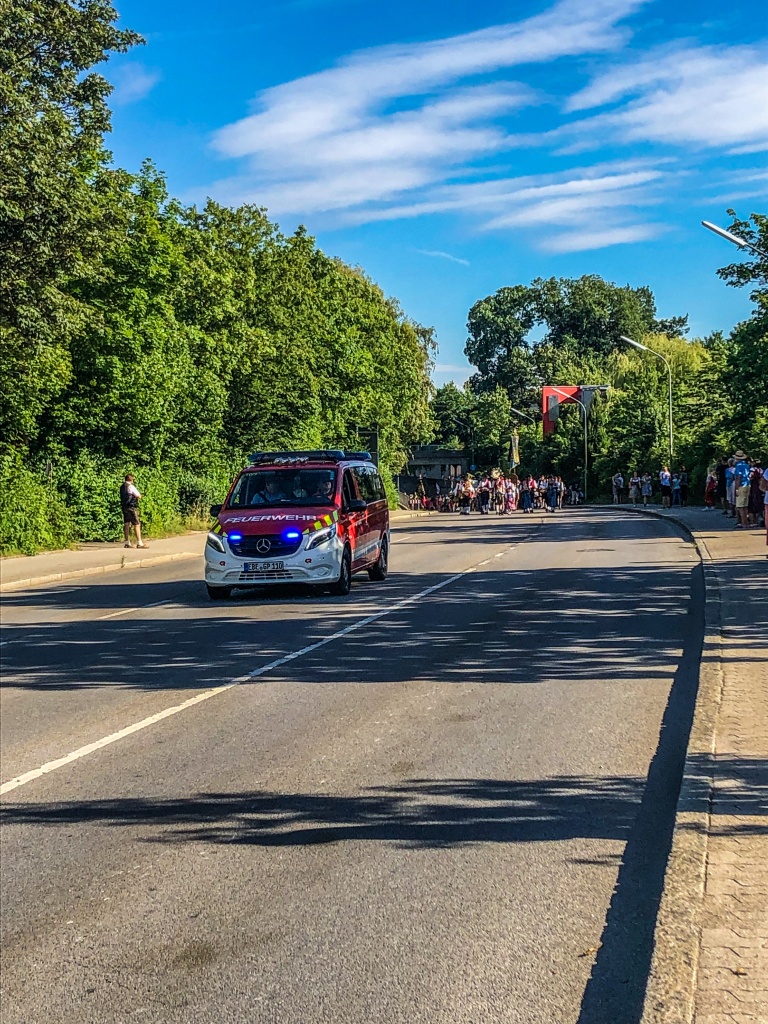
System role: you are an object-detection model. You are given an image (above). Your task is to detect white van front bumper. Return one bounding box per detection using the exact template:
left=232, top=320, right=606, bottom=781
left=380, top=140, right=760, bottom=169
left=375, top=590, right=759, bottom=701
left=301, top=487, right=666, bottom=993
left=204, top=531, right=344, bottom=586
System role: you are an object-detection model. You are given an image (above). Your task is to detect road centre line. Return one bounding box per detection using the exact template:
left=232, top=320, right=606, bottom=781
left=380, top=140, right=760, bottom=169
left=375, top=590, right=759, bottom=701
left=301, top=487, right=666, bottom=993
left=97, top=600, right=173, bottom=621
left=0, top=542, right=517, bottom=796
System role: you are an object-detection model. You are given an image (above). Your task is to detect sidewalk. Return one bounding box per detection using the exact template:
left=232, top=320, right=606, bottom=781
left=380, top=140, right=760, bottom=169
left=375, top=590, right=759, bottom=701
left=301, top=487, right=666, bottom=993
left=628, top=507, right=767, bottom=1024
left=0, top=532, right=207, bottom=592
left=0, top=509, right=434, bottom=593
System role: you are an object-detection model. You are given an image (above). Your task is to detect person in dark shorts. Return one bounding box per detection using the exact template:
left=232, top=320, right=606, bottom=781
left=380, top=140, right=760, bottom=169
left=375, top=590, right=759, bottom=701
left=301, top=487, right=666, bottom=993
left=120, top=474, right=147, bottom=548
left=715, top=456, right=727, bottom=511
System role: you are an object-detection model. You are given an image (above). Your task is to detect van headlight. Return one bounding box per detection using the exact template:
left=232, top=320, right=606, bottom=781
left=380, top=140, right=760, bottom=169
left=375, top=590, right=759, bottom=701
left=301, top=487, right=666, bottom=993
left=306, top=523, right=337, bottom=550
left=206, top=531, right=226, bottom=554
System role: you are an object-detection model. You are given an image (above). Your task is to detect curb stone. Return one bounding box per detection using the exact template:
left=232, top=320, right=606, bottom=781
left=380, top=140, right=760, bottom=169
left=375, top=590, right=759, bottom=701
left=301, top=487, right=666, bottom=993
left=0, top=551, right=201, bottom=594
left=601, top=506, right=724, bottom=1024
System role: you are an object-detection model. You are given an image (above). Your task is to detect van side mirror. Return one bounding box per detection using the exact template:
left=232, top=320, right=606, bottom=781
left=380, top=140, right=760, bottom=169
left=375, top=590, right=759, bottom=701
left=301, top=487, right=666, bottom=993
left=210, top=504, right=222, bottom=517
left=346, top=498, right=368, bottom=513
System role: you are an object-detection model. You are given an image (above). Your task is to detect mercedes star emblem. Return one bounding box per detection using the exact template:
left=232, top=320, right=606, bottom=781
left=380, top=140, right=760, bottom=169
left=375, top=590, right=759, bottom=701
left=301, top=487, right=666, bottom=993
left=255, top=538, right=272, bottom=554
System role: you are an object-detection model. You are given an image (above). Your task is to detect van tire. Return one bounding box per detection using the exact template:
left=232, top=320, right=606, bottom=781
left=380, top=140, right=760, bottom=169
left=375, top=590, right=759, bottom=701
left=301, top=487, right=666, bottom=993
left=329, top=547, right=352, bottom=596
left=206, top=584, right=232, bottom=600
left=368, top=535, right=388, bottom=581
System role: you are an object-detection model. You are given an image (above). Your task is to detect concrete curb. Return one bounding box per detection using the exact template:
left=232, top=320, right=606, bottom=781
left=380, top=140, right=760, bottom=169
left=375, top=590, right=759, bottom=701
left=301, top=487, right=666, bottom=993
left=0, top=550, right=201, bottom=594
left=391, top=508, right=437, bottom=520
left=601, top=506, right=723, bottom=1024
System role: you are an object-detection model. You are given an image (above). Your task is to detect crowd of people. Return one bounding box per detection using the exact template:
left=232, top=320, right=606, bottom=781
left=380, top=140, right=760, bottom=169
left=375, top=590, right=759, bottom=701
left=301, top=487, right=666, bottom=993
left=704, top=451, right=766, bottom=529
left=405, top=451, right=767, bottom=557
left=606, top=454, right=766, bottom=525
left=408, top=474, right=583, bottom=514
left=609, top=467, right=691, bottom=508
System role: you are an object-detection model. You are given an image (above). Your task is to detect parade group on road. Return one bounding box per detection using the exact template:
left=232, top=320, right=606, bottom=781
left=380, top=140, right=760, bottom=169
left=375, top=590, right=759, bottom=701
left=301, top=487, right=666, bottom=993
left=406, top=448, right=768, bottom=553
left=408, top=474, right=578, bottom=515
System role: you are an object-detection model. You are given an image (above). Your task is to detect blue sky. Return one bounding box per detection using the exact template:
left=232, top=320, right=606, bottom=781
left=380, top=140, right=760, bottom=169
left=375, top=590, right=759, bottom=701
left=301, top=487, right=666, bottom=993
left=106, top=0, right=767, bottom=386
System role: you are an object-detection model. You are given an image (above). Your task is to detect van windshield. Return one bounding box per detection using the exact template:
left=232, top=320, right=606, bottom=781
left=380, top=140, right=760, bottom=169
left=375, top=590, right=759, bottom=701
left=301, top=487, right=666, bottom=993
left=227, top=468, right=338, bottom=508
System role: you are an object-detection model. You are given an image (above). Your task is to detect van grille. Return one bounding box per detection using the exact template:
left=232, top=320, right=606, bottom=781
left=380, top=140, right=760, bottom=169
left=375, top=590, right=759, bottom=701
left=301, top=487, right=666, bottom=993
left=238, top=570, right=294, bottom=581
left=228, top=534, right=302, bottom=557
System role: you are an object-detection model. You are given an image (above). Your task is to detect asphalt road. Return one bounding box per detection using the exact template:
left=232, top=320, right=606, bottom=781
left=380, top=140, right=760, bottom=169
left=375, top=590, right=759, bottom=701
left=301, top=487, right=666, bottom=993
left=0, top=509, right=703, bottom=1024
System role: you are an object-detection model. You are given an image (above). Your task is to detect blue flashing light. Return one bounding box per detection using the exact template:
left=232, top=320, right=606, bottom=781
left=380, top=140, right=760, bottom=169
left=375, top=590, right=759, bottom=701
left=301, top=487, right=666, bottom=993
left=284, top=529, right=301, bottom=541
left=227, top=532, right=243, bottom=542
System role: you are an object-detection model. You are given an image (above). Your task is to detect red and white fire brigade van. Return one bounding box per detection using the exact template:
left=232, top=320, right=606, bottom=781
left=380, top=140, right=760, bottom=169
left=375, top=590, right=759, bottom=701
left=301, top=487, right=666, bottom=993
left=204, top=450, right=390, bottom=599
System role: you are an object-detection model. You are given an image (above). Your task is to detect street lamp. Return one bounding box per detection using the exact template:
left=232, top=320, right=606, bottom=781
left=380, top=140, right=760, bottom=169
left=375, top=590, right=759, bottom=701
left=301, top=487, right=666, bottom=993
left=511, top=406, right=536, bottom=424
left=701, top=220, right=768, bottom=259
left=549, top=386, right=589, bottom=503
left=450, top=414, right=475, bottom=471
left=620, top=335, right=674, bottom=465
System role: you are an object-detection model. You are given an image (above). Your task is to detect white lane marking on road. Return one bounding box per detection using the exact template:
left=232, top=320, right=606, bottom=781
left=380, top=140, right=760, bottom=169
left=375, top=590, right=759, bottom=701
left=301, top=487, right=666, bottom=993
left=97, top=600, right=172, bottom=621
left=0, top=687, right=232, bottom=795
left=0, top=632, right=50, bottom=647
left=1, top=542, right=517, bottom=795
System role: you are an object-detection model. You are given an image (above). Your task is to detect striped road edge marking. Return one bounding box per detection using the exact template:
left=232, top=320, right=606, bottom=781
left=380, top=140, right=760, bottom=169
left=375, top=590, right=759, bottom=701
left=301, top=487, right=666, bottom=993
left=0, top=544, right=516, bottom=796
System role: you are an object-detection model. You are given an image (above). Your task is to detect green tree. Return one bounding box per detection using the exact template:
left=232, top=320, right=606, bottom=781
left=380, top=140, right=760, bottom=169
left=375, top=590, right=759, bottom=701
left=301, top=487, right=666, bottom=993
left=0, top=0, right=140, bottom=453
left=714, top=211, right=768, bottom=457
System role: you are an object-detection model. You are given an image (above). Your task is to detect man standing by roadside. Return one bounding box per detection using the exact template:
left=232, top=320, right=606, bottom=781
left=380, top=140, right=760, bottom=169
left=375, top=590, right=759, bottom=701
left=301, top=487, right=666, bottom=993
left=120, top=474, right=147, bottom=549
left=659, top=466, right=672, bottom=509
left=733, top=450, right=751, bottom=530
left=612, top=470, right=624, bottom=505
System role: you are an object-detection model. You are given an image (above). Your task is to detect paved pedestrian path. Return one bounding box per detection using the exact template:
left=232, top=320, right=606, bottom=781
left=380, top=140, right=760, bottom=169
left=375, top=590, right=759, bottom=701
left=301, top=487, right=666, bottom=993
left=635, top=506, right=767, bottom=1023
left=0, top=532, right=206, bottom=591
left=0, top=509, right=433, bottom=592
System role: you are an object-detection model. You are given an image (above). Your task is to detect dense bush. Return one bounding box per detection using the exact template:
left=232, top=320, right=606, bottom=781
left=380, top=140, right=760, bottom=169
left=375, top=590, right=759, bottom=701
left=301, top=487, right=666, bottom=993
left=0, top=452, right=252, bottom=554
left=0, top=455, right=73, bottom=554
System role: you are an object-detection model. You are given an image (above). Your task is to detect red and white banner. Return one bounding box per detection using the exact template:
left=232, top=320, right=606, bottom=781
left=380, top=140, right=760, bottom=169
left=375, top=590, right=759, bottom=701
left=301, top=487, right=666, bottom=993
left=542, top=386, right=581, bottom=436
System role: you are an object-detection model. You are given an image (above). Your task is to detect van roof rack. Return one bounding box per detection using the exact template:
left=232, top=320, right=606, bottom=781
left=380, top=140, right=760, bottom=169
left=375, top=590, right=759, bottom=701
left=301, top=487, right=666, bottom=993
left=247, top=449, right=370, bottom=465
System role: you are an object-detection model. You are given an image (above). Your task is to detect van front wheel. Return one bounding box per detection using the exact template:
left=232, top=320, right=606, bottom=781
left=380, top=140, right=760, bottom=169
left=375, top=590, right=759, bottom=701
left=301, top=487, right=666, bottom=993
left=368, top=536, right=388, bottom=581
left=329, top=548, right=352, bottom=596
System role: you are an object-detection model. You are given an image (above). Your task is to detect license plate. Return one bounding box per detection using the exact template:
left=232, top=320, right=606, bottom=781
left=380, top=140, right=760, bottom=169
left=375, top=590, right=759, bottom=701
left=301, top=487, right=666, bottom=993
left=243, top=561, right=285, bottom=572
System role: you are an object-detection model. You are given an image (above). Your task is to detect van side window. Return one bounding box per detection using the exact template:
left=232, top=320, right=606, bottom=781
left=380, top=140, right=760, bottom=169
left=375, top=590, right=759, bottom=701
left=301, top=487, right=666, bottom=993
left=352, top=466, right=376, bottom=501
left=364, top=466, right=385, bottom=501
left=372, top=469, right=386, bottom=501
left=343, top=470, right=358, bottom=507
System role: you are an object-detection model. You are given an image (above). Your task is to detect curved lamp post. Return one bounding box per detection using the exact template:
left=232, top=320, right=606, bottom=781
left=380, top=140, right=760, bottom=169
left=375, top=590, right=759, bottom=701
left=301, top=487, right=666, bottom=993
left=701, top=220, right=768, bottom=259
left=450, top=414, right=475, bottom=471
left=621, top=335, right=673, bottom=466
left=549, top=386, right=589, bottom=502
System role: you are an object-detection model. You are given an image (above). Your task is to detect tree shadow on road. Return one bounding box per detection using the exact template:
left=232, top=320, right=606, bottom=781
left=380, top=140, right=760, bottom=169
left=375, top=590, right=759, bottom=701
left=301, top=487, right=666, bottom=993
left=1, top=773, right=648, bottom=846
left=1, top=562, right=701, bottom=693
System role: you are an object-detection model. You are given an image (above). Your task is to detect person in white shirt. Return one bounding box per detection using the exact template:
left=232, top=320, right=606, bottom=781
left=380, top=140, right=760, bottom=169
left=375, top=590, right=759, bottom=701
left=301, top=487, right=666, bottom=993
left=120, top=474, right=147, bottom=548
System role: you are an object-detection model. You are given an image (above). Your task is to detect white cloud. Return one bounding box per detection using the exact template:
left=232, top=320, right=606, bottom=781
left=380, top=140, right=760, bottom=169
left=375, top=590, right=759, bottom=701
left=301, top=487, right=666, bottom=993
left=208, top=0, right=648, bottom=217
left=566, top=45, right=768, bottom=151
left=541, top=223, right=663, bottom=253
left=199, top=0, right=766, bottom=252
left=416, top=250, right=471, bottom=266
left=340, top=163, right=668, bottom=250
left=110, top=63, right=161, bottom=105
